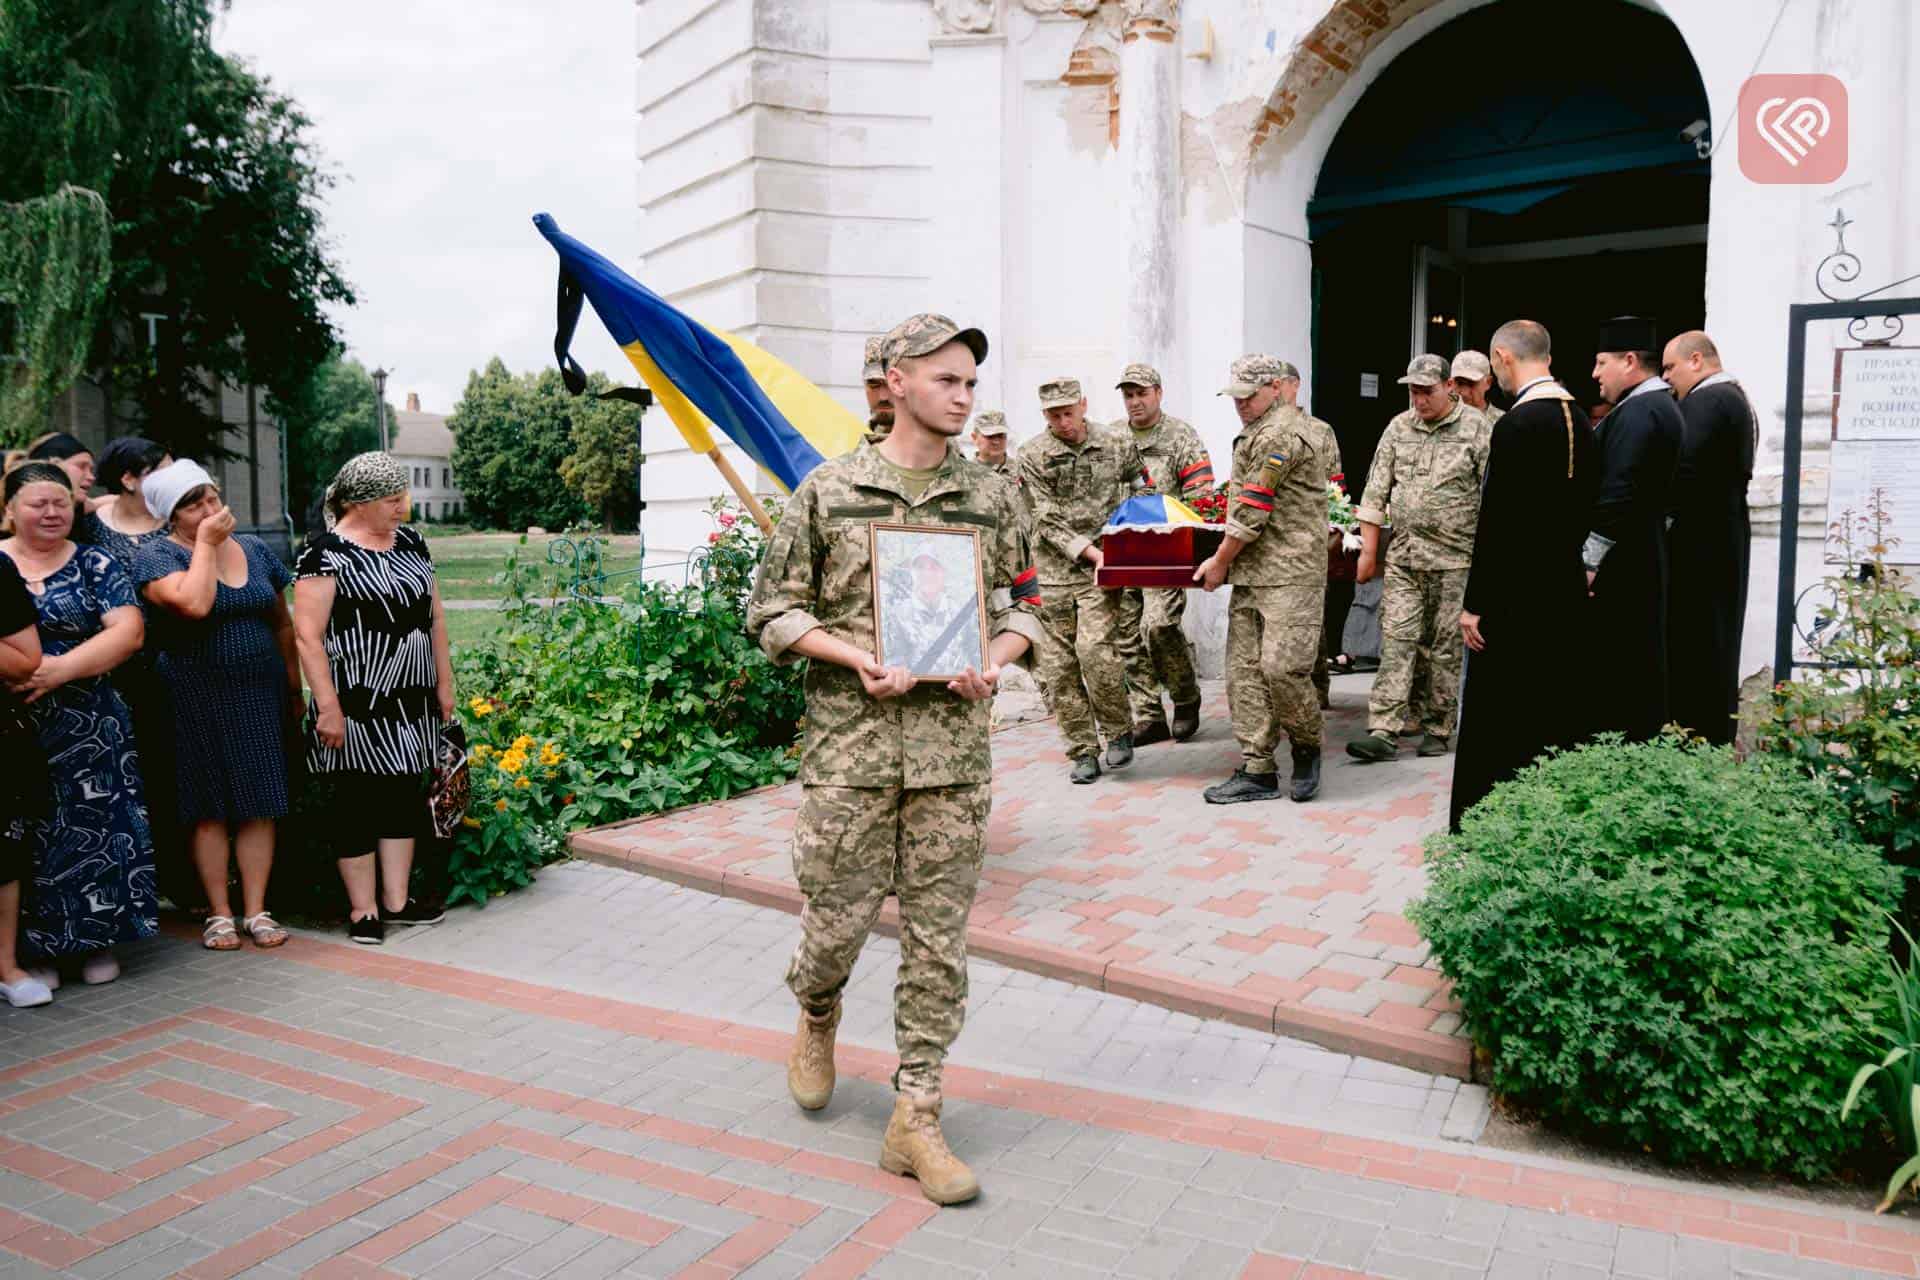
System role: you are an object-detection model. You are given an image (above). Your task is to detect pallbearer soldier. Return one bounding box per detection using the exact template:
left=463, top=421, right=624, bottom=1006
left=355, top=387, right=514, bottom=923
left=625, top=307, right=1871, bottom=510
left=1017, top=378, right=1148, bottom=783
left=747, top=313, right=1041, bottom=1205
left=863, top=337, right=895, bottom=435
left=1347, top=354, right=1491, bottom=763
left=970, top=410, right=1015, bottom=477
left=1112, top=363, right=1214, bottom=744
left=1195, top=355, right=1338, bottom=803
left=1451, top=350, right=1504, bottom=424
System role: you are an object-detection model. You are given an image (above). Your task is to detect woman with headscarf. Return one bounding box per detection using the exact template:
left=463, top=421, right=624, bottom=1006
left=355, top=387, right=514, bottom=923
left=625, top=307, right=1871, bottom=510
left=0, top=462, right=156, bottom=986
left=135, top=462, right=300, bottom=950
left=27, top=433, right=99, bottom=512
left=292, top=452, right=453, bottom=945
left=79, top=437, right=173, bottom=570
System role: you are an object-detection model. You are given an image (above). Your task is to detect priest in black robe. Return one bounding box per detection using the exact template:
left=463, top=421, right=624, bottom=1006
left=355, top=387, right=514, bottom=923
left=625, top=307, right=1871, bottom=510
left=1450, top=320, right=1597, bottom=830
left=1582, top=316, right=1682, bottom=742
left=1661, top=331, right=1757, bottom=745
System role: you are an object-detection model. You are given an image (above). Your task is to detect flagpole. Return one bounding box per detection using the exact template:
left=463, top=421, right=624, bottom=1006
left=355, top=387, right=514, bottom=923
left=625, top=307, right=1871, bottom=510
left=705, top=447, right=774, bottom=536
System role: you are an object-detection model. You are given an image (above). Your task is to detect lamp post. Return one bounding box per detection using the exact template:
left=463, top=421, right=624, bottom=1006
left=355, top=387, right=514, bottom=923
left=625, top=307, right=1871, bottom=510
left=371, top=366, right=390, bottom=451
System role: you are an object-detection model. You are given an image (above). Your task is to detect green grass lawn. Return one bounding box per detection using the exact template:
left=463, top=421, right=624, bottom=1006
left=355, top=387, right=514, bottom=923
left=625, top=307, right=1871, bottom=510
left=426, top=530, right=645, bottom=657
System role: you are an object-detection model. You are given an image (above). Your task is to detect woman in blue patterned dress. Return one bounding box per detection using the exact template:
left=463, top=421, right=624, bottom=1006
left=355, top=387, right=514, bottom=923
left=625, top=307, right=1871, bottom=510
left=0, top=463, right=156, bottom=987
left=136, top=461, right=301, bottom=951
left=293, top=452, right=454, bottom=946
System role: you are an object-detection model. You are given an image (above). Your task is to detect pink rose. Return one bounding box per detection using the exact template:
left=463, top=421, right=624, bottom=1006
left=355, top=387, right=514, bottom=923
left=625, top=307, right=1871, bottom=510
left=708, top=531, right=722, bottom=543
left=718, top=512, right=738, bottom=529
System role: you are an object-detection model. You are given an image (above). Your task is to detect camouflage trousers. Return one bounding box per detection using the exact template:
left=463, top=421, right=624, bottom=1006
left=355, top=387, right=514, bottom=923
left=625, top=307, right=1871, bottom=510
left=786, top=783, right=989, bottom=1098
left=1368, top=563, right=1469, bottom=738
left=1036, top=583, right=1132, bottom=759
left=1114, top=587, right=1201, bottom=723
left=1226, top=583, right=1325, bottom=772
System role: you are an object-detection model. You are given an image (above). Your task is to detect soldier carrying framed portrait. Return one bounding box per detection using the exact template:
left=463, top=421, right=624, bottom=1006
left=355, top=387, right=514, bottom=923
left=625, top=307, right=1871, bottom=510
left=868, top=523, right=989, bottom=681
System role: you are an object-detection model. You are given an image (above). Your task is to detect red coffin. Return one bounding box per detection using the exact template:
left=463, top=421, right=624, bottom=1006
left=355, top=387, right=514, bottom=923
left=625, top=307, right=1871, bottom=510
left=1095, top=526, right=1226, bottom=589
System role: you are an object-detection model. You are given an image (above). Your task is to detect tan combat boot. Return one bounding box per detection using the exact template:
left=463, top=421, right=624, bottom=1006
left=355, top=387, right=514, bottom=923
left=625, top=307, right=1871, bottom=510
left=786, top=1003, right=840, bottom=1111
left=879, top=1094, right=979, bottom=1205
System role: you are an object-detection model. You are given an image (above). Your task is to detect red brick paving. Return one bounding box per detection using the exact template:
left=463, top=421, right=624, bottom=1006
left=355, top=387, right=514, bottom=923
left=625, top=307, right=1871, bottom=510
left=573, top=691, right=1473, bottom=1076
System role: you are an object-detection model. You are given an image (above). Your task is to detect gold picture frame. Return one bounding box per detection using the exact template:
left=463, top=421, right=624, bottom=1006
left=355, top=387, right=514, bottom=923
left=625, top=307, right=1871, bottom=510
left=868, top=522, right=990, bottom=682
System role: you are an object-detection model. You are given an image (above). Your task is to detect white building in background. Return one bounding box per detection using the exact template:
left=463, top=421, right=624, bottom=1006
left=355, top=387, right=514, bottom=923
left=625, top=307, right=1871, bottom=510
left=634, top=0, right=1920, bottom=674
left=390, top=392, right=467, bottom=522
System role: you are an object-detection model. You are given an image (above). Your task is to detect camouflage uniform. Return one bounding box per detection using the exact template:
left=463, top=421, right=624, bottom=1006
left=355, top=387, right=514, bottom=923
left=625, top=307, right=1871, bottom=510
left=863, top=338, right=892, bottom=440
left=1017, top=379, right=1147, bottom=761
left=1221, top=363, right=1339, bottom=775
left=747, top=314, right=1040, bottom=1100
left=1110, top=365, right=1214, bottom=724
left=1355, top=385, right=1490, bottom=740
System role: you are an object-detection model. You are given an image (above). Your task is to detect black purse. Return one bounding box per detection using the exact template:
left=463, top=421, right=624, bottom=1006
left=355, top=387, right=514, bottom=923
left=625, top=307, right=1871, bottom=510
left=0, top=694, right=49, bottom=820
left=425, top=719, right=471, bottom=841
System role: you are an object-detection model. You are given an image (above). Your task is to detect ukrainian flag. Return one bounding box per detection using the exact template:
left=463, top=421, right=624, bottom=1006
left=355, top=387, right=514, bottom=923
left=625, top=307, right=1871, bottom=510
left=533, top=213, right=864, bottom=492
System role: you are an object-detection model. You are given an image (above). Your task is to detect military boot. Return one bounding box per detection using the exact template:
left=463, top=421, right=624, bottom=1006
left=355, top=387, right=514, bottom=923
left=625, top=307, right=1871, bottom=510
left=1345, top=731, right=1397, bottom=763
left=1132, top=713, right=1171, bottom=747
left=1417, top=733, right=1450, bottom=758
left=879, top=1095, right=979, bottom=1205
left=1290, top=746, right=1323, bottom=802
left=1203, top=767, right=1280, bottom=804
left=786, top=1002, right=840, bottom=1111
left=1105, top=732, right=1135, bottom=769
left=1170, top=699, right=1202, bottom=741
left=1069, top=754, right=1101, bottom=784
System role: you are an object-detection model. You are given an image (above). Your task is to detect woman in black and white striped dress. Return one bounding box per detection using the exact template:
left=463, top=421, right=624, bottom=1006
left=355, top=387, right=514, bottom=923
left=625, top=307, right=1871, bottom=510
left=292, top=452, right=455, bottom=945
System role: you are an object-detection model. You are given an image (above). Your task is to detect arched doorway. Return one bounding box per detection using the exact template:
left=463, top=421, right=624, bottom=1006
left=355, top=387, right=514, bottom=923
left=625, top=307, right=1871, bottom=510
left=1298, top=0, right=1710, bottom=483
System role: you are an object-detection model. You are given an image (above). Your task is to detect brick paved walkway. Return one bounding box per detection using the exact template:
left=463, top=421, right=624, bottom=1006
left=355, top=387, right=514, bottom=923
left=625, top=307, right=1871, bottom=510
left=3, top=895, right=1917, bottom=1280
left=575, top=679, right=1468, bottom=1076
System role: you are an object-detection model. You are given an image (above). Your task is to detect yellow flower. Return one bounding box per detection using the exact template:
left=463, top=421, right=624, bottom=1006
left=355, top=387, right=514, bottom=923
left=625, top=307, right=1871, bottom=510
left=496, top=752, right=524, bottom=775
left=514, top=776, right=531, bottom=790
left=471, top=744, right=493, bottom=761
left=539, top=744, right=564, bottom=766
left=495, top=798, right=509, bottom=812
left=512, top=734, right=534, bottom=751
left=468, top=697, right=494, bottom=717
left=461, top=816, right=482, bottom=829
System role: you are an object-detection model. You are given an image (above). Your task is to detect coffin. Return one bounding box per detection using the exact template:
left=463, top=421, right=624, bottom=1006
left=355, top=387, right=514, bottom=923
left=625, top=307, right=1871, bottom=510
left=1095, top=526, right=1226, bottom=589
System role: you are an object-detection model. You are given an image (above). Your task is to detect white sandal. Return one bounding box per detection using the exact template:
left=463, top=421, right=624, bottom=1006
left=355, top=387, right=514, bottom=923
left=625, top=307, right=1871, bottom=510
left=243, top=912, right=288, bottom=948
left=0, top=975, right=52, bottom=1008
left=202, top=917, right=241, bottom=951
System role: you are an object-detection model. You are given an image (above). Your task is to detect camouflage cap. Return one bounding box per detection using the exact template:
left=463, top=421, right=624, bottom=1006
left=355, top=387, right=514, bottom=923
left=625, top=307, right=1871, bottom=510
left=878, top=313, right=989, bottom=370
left=1038, top=378, right=1084, bottom=409
left=1217, top=354, right=1298, bottom=398
left=862, top=336, right=886, bottom=381
left=972, top=409, right=1009, bottom=436
left=1396, top=353, right=1450, bottom=387
left=1115, top=362, right=1162, bottom=389
left=1450, top=350, right=1491, bottom=381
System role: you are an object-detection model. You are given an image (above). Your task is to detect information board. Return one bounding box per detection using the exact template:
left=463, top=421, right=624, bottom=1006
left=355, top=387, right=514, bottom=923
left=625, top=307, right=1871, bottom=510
left=1828, top=346, right=1920, bottom=564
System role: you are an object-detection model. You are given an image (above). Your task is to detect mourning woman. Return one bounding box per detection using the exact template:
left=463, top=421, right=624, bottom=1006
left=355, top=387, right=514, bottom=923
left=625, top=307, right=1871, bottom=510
left=0, top=553, right=52, bottom=1007
left=293, top=452, right=454, bottom=945
left=0, top=463, right=156, bottom=985
left=27, top=433, right=99, bottom=512
left=135, top=462, right=300, bottom=949
left=79, top=437, right=173, bottom=568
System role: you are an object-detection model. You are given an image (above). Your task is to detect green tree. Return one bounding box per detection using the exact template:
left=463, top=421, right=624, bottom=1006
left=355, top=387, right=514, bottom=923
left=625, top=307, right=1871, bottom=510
left=276, top=353, right=398, bottom=531
left=0, top=0, right=353, bottom=453
left=448, top=359, right=591, bottom=532
left=558, top=371, right=642, bottom=531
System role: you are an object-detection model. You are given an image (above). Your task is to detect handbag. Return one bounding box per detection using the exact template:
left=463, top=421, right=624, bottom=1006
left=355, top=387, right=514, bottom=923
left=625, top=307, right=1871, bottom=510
left=425, top=719, right=472, bottom=841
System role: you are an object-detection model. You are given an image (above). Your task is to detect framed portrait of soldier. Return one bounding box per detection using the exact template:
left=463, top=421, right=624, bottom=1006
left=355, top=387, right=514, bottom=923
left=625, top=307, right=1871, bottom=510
left=869, top=523, right=989, bottom=682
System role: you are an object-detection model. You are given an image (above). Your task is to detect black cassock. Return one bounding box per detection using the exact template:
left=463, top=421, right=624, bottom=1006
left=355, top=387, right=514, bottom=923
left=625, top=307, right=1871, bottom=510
left=1450, top=390, right=1597, bottom=830
left=1583, top=383, right=1682, bottom=741
left=1666, top=378, right=1756, bottom=744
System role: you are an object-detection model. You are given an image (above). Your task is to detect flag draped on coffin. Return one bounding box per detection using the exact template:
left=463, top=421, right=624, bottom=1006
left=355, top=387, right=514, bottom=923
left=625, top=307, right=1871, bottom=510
left=1101, top=494, right=1208, bottom=535
left=533, top=213, right=864, bottom=492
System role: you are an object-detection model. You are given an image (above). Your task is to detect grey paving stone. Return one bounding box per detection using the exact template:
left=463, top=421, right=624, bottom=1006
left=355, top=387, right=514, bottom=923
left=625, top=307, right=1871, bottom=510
left=1613, top=1226, right=1674, bottom=1278
left=391, top=1220, right=491, bottom=1275
left=503, top=1223, right=604, bottom=1278
left=65, top=1226, right=194, bottom=1280
left=422, top=1230, right=531, bottom=1279
left=92, top=1236, right=218, bottom=1280
left=546, top=1233, right=646, bottom=1279
left=261, top=1217, right=381, bottom=1273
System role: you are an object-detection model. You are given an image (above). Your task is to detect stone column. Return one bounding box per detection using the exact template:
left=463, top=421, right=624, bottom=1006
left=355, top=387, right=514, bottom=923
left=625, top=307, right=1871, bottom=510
left=929, top=3, right=1009, bottom=408
left=1117, top=0, right=1179, bottom=371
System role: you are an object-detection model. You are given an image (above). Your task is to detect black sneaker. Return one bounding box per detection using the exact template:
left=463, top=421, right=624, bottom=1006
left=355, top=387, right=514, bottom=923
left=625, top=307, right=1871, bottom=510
left=1417, top=733, right=1450, bottom=758
left=385, top=898, right=446, bottom=926
left=1105, top=733, right=1135, bottom=770
left=1290, top=746, right=1323, bottom=802
left=1131, top=717, right=1171, bottom=747
left=1345, top=731, right=1398, bottom=763
left=349, top=913, right=385, bottom=946
left=1170, top=700, right=1202, bottom=741
left=1070, top=754, right=1102, bottom=784
left=1203, top=768, right=1281, bottom=804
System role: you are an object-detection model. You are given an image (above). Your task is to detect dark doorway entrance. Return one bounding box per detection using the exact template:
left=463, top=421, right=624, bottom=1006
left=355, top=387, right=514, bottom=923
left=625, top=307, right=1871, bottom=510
left=1306, top=0, right=1710, bottom=486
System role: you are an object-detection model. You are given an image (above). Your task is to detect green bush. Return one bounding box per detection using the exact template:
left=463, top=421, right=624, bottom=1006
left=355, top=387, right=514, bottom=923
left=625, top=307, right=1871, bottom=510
left=1410, top=734, right=1899, bottom=1178
left=446, top=516, right=802, bottom=906
left=1761, top=493, right=1920, bottom=870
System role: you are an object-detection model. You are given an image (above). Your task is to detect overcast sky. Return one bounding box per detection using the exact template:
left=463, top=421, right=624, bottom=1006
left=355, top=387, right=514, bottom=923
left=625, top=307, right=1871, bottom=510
left=215, top=0, right=635, bottom=416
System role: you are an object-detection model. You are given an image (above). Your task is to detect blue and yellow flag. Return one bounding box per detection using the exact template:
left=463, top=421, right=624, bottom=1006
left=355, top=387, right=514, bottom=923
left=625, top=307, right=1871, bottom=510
left=534, top=213, right=864, bottom=492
